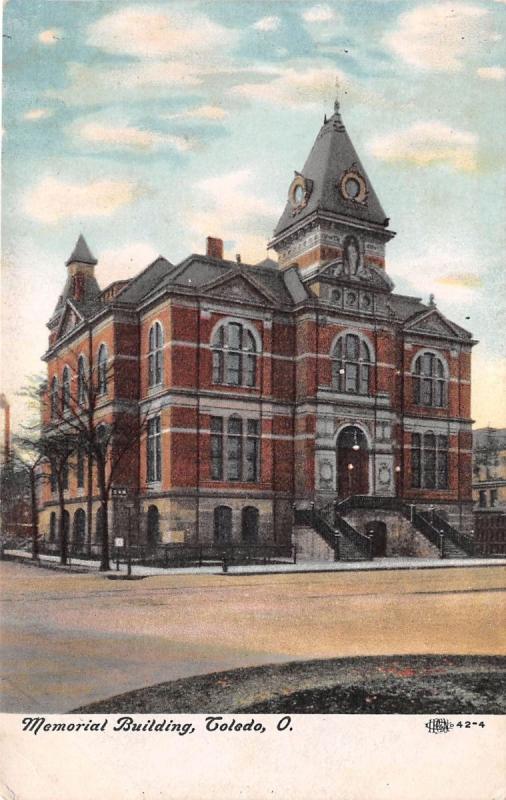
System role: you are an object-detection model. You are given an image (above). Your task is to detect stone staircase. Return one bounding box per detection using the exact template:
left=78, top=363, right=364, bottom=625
left=293, top=496, right=475, bottom=562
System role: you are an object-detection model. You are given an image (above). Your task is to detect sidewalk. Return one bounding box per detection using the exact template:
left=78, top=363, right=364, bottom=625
left=4, top=548, right=506, bottom=577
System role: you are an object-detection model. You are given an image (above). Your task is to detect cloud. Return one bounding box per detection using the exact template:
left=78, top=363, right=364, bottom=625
left=368, top=121, right=478, bottom=172
left=384, top=3, right=496, bottom=71
left=87, top=7, right=238, bottom=62
left=253, top=15, right=281, bottom=32
left=231, top=66, right=346, bottom=109
left=436, top=273, right=483, bottom=289
left=38, top=29, right=63, bottom=45
left=96, top=242, right=160, bottom=285
left=189, top=169, right=278, bottom=262
left=23, top=176, right=140, bottom=224
left=477, top=66, right=505, bottom=80
left=162, top=105, right=228, bottom=122
left=47, top=61, right=202, bottom=106
left=302, top=5, right=337, bottom=23
left=74, top=120, right=195, bottom=153
left=23, top=108, right=53, bottom=121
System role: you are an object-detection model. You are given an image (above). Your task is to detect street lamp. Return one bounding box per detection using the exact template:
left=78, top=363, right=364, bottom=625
left=352, top=429, right=360, bottom=451
left=395, top=465, right=401, bottom=497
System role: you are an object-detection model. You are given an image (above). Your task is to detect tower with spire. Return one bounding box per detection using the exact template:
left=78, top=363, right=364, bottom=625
left=269, top=94, right=395, bottom=276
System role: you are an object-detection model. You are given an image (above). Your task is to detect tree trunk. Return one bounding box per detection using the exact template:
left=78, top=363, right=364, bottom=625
left=58, top=480, right=67, bottom=566
left=97, top=462, right=110, bottom=571
left=86, top=452, right=93, bottom=557
left=30, top=470, right=39, bottom=560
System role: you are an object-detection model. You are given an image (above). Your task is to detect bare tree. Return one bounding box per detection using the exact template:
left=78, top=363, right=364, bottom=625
left=41, top=346, right=149, bottom=571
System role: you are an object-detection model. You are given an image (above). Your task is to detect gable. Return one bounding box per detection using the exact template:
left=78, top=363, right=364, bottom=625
left=202, top=273, right=276, bottom=305
left=404, top=309, right=468, bottom=339
left=55, top=301, right=84, bottom=339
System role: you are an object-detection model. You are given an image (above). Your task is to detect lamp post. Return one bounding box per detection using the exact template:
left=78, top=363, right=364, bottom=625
left=395, top=465, right=401, bottom=497
left=348, top=463, right=354, bottom=495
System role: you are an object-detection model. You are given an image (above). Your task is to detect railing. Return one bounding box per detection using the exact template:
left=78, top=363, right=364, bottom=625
left=335, top=513, right=373, bottom=559
left=417, top=510, right=475, bottom=556
left=294, top=506, right=339, bottom=560
left=334, top=495, right=475, bottom=557
left=133, top=542, right=296, bottom=569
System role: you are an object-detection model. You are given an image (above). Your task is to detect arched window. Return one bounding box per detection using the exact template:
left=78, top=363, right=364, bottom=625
left=214, top=506, right=232, bottom=544
left=62, top=366, right=71, bottom=410
left=211, top=322, right=257, bottom=387
left=148, top=322, right=163, bottom=387
left=331, top=334, right=371, bottom=395
left=73, top=509, right=86, bottom=552
left=241, top=507, right=259, bottom=545
left=97, top=344, right=108, bottom=395
left=49, top=511, right=56, bottom=543
left=147, top=505, right=160, bottom=548
left=50, top=377, right=58, bottom=419
left=413, top=352, right=447, bottom=407
left=77, top=355, right=87, bottom=405
left=411, top=432, right=448, bottom=489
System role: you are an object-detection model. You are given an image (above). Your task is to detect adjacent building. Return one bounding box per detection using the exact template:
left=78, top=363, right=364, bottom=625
left=39, top=99, right=476, bottom=552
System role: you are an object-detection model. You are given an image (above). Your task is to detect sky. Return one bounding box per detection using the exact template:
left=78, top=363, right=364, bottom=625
left=1, top=0, right=505, bottom=433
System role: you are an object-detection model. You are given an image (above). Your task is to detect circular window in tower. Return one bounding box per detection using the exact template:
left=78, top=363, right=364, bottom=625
left=339, top=169, right=367, bottom=204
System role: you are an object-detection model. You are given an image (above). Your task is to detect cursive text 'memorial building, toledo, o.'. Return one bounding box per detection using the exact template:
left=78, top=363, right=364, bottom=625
left=39, top=98, right=476, bottom=559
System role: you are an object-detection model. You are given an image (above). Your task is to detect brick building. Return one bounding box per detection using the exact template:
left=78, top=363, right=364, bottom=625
left=39, top=99, right=476, bottom=553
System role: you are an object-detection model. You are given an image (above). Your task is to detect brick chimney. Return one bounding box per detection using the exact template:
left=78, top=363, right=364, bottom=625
left=206, top=236, right=223, bottom=260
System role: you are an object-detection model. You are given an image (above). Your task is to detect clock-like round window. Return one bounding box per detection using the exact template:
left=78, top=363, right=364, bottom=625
left=339, top=169, right=367, bottom=204
left=294, top=185, right=305, bottom=205
left=345, top=177, right=360, bottom=199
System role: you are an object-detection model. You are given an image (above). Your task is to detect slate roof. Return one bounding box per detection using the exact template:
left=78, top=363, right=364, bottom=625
left=153, top=254, right=295, bottom=306
left=65, top=234, right=98, bottom=266
left=273, top=102, right=388, bottom=238
left=115, top=256, right=175, bottom=304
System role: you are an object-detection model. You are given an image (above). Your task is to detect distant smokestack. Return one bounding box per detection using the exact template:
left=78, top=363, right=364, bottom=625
left=206, top=237, right=223, bottom=260
left=236, top=254, right=241, bottom=264
left=0, top=394, right=11, bottom=462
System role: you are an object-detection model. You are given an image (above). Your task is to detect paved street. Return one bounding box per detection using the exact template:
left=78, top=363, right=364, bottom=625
left=1, top=560, right=505, bottom=712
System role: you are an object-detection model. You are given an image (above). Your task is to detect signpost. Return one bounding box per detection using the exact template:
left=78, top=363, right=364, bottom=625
left=112, top=487, right=134, bottom=577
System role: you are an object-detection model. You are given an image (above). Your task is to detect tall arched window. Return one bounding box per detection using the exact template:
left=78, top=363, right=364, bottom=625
left=77, top=355, right=87, bottom=405
left=411, top=432, right=448, bottom=489
left=95, top=507, right=105, bottom=544
left=73, top=509, right=86, bottom=552
left=148, top=322, right=163, bottom=387
left=50, top=377, right=58, bottom=419
left=214, top=506, right=232, bottom=544
left=147, top=505, right=160, bottom=548
left=97, top=345, right=108, bottom=395
left=241, top=507, right=259, bottom=544
left=62, top=366, right=70, bottom=410
left=211, top=322, right=257, bottom=387
left=413, top=352, right=447, bottom=407
left=331, top=333, right=371, bottom=395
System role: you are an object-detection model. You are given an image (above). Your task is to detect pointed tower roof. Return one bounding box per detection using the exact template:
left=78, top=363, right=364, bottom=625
left=65, top=234, right=98, bottom=266
left=272, top=98, right=388, bottom=238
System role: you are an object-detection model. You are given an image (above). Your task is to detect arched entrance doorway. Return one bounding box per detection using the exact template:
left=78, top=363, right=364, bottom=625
left=241, top=507, right=259, bottom=545
left=336, top=425, right=369, bottom=498
left=147, top=505, right=160, bottom=549
left=366, top=521, right=387, bottom=557
left=73, top=509, right=86, bottom=553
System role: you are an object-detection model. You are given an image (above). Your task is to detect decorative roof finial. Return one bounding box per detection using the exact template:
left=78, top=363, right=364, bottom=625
left=334, top=75, right=341, bottom=115
left=429, top=293, right=436, bottom=307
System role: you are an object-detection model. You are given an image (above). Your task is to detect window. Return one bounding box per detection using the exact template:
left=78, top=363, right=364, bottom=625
left=147, top=416, right=161, bottom=482
left=413, top=352, right=447, bottom=407
left=411, top=432, right=448, bottom=489
left=210, top=417, right=223, bottom=480
left=211, top=322, right=257, bottom=387
left=148, top=322, right=163, bottom=388
left=77, top=356, right=87, bottom=406
left=479, top=490, right=487, bottom=508
left=62, top=366, right=70, bottom=411
left=490, top=489, right=498, bottom=507
left=241, top=506, right=259, bottom=544
left=50, top=377, right=58, bottom=419
left=331, top=334, right=371, bottom=395
left=147, top=505, right=160, bottom=547
left=77, top=445, right=85, bottom=489
left=210, top=415, right=260, bottom=483
left=62, top=459, right=69, bottom=491
left=214, top=506, right=232, bottom=544
left=97, top=345, right=108, bottom=395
